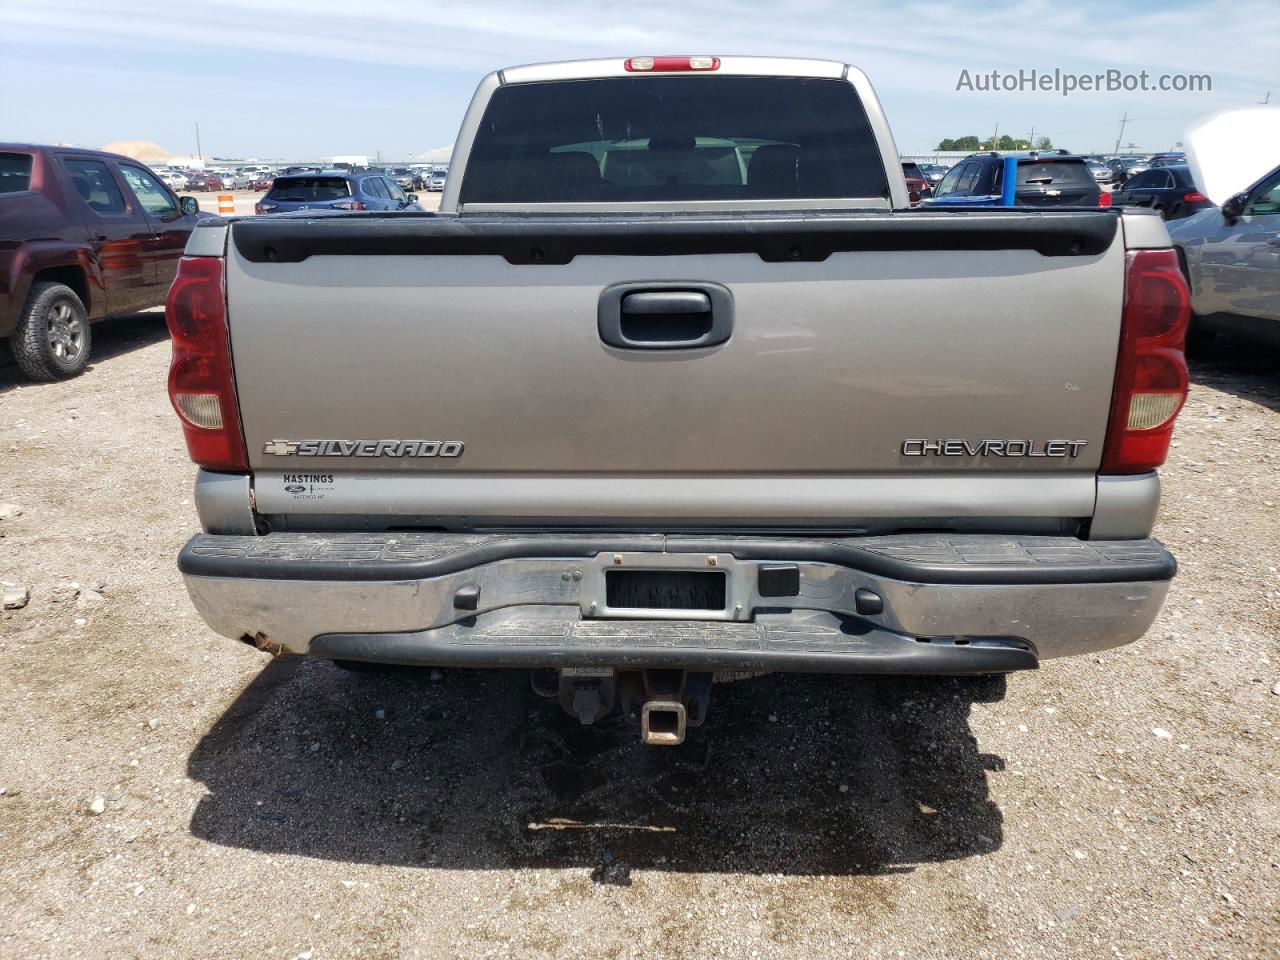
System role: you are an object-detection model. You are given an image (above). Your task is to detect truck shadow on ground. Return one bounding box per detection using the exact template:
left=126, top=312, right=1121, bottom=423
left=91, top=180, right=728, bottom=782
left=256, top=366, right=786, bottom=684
left=188, top=658, right=1007, bottom=877
left=0, top=310, right=168, bottom=396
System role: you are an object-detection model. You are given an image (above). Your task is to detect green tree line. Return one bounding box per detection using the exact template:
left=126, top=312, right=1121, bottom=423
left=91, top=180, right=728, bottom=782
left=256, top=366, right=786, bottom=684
left=936, top=135, right=1054, bottom=151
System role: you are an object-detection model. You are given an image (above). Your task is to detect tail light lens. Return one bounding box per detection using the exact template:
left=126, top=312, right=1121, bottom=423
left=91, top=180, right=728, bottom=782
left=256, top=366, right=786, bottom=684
left=1098, top=190, right=1112, bottom=207
left=331, top=199, right=366, bottom=210
left=165, top=256, right=248, bottom=471
left=1100, top=250, right=1190, bottom=474
left=1182, top=191, right=1208, bottom=204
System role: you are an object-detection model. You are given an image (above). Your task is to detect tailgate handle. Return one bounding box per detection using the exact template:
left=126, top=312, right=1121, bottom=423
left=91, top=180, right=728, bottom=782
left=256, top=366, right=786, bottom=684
left=599, top=282, right=733, bottom=350
left=622, top=291, right=709, bottom=315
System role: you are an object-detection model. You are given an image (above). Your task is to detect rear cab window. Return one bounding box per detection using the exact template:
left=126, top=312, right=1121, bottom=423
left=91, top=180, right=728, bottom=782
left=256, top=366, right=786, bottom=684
left=461, top=75, right=889, bottom=207
left=0, top=151, right=34, bottom=193
left=265, top=177, right=352, bottom=201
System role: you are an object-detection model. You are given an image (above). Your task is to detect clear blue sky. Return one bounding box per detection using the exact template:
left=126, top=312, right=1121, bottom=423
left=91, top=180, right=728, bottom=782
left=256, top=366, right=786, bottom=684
left=2, top=0, right=1276, bottom=160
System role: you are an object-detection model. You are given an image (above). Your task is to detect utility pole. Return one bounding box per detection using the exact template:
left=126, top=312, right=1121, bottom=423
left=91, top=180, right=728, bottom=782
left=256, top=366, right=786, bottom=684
left=1112, top=111, right=1129, bottom=157
left=1260, top=92, right=1271, bottom=105
left=195, top=121, right=203, bottom=162
left=1028, top=126, right=1035, bottom=150
left=990, top=122, right=999, bottom=151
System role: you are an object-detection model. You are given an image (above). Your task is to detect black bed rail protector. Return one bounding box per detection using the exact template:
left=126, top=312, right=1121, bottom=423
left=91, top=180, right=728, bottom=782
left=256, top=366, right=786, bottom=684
left=229, top=209, right=1119, bottom=265
left=179, top=531, right=1175, bottom=586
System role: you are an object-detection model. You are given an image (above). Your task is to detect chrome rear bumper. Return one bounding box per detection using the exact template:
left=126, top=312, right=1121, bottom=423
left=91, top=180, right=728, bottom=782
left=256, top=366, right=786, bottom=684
left=179, top=532, right=1174, bottom=670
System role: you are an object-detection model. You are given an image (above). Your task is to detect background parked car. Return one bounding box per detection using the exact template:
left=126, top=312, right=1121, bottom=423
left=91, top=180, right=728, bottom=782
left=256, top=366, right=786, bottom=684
left=220, top=171, right=253, bottom=189
left=1147, top=152, right=1188, bottom=169
left=386, top=167, right=417, bottom=191
left=254, top=170, right=423, bottom=214
left=249, top=176, right=274, bottom=191
left=428, top=171, right=446, bottom=191
left=924, top=151, right=1104, bottom=207
left=185, top=172, right=227, bottom=192
left=900, top=161, right=931, bottom=204
left=917, top=162, right=948, bottom=185
left=1170, top=162, right=1280, bottom=346
left=1110, top=164, right=1212, bottom=220
left=1086, top=160, right=1114, bottom=185
left=0, top=143, right=204, bottom=379
left=1107, top=156, right=1149, bottom=186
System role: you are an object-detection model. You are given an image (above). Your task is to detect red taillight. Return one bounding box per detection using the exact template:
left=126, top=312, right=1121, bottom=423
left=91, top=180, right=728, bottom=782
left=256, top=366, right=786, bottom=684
left=165, top=256, right=248, bottom=472
left=1182, top=191, right=1208, bottom=204
left=253, top=202, right=264, bottom=214
left=1098, top=190, right=1112, bottom=207
left=1100, top=250, right=1190, bottom=475
left=331, top=199, right=366, bottom=210
left=625, top=56, right=720, bottom=72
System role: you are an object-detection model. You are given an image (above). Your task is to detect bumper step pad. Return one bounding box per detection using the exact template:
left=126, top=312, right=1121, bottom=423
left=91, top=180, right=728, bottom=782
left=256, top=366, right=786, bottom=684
left=310, top=608, right=1038, bottom=675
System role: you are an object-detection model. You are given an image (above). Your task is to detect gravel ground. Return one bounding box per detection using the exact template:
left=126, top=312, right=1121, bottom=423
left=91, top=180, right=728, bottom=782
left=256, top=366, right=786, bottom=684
left=0, top=318, right=1277, bottom=959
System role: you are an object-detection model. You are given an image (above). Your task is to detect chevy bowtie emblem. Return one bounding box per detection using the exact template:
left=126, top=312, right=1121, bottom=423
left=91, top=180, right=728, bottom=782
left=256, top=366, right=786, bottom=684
left=262, top=439, right=464, bottom=458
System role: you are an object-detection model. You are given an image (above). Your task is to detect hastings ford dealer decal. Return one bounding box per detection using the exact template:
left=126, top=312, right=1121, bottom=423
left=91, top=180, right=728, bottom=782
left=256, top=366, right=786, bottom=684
left=262, top=439, right=464, bottom=458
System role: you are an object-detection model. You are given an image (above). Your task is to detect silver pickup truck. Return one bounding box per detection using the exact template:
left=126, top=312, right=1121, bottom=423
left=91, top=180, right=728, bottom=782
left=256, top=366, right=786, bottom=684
left=167, top=57, right=1191, bottom=745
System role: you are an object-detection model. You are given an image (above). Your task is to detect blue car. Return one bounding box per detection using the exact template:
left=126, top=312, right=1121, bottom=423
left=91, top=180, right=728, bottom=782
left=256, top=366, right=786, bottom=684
left=923, top=151, right=1105, bottom=208
left=255, top=170, right=423, bottom=214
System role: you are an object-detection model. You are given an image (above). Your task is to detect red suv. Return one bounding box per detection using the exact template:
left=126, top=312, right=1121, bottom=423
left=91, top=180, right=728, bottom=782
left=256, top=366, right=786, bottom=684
left=0, top=144, right=204, bottom=380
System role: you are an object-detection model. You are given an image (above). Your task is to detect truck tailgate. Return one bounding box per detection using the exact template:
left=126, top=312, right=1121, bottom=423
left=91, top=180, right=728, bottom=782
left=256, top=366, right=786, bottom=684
left=224, top=212, right=1123, bottom=524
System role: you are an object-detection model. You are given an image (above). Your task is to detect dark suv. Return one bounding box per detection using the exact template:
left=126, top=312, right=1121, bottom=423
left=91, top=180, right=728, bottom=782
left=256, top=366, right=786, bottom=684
left=255, top=170, right=423, bottom=214
left=924, top=151, right=1105, bottom=208
left=1111, top=164, right=1212, bottom=220
left=0, top=143, right=204, bottom=380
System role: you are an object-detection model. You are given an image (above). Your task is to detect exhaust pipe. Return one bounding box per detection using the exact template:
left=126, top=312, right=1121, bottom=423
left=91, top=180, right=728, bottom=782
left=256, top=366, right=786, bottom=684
left=640, top=700, right=687, bottom=746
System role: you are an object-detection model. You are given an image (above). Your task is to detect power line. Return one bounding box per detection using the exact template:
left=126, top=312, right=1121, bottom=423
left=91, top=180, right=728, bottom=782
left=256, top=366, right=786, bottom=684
left=1111, top=111, right=1128, bottom=157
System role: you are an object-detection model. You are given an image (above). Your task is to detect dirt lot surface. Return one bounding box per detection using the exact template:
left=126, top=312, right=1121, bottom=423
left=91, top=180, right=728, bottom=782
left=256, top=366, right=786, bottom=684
left=1, top=319, right=1277, bottom=959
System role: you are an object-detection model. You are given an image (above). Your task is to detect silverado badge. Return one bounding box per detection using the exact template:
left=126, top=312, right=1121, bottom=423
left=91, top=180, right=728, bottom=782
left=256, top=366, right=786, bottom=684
left=262, top=439, right=464, bottom=458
